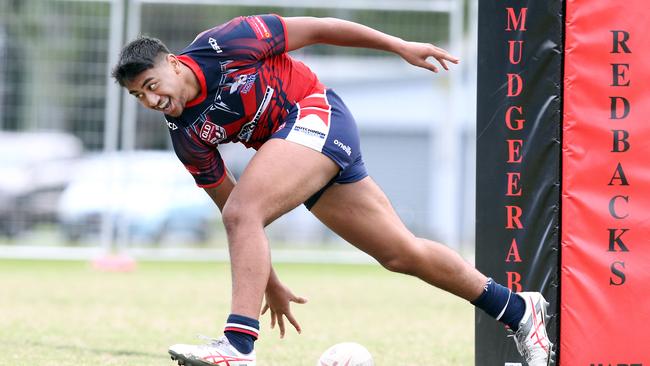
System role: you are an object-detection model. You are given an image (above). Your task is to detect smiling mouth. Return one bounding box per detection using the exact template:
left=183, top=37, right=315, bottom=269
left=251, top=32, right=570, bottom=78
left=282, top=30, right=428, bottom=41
left=157, top=98, right=171, bottom=112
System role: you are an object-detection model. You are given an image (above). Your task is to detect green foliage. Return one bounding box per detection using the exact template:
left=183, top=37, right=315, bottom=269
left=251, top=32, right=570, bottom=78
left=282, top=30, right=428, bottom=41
left=0, top=259, right=473, bottom=365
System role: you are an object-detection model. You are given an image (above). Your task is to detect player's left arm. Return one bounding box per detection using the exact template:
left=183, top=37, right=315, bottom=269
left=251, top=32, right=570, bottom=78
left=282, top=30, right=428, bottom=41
left=283, top=16, right=459, bottom=73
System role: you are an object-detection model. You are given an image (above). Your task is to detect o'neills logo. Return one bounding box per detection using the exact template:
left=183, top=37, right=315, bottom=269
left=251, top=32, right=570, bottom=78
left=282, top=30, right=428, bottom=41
left=200, top=120, right=226, bottom=145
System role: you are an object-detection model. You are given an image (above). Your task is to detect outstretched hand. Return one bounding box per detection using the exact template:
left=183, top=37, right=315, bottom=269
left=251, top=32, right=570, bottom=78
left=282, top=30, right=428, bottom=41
left=261, top=281, right=308, bottom=338
left=397, top=41, right=460, bottom=73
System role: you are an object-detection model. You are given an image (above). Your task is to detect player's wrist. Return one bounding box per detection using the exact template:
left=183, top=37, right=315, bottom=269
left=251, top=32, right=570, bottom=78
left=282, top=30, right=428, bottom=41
left=390, top=37, right=409, bottom=57
left=266, top=277, right=284, bottom=291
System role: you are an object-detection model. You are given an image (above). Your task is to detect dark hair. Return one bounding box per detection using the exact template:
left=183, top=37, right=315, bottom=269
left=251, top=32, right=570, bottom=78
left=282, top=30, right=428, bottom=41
left=111, top=36, right=170, bottom=86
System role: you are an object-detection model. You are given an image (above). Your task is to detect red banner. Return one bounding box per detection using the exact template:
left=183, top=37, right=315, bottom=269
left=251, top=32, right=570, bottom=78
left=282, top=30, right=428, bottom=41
left=562, top=0, right=650, bottom=364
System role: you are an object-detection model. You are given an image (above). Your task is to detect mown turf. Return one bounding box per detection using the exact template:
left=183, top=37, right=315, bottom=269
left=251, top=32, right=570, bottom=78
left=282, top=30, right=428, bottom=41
left=0, top=259, right=474, bottom=365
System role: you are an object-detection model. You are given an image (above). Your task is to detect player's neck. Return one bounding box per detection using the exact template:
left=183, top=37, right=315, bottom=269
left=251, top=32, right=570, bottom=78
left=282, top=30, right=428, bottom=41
left=180, top=63, right=202, bottom=104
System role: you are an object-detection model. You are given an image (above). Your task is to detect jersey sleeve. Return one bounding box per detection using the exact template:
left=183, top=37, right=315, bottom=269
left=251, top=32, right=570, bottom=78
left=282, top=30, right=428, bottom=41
left=190, top=14, right=288, bottom=61
left=170, top=129, right=226, bottom=188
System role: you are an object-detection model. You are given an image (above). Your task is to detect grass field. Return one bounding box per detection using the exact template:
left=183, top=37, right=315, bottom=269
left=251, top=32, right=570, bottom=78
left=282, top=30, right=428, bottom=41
left=0, top=259, right=474, bottom=365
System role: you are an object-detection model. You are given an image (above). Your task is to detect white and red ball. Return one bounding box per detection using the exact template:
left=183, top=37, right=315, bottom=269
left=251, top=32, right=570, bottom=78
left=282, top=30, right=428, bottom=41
left=317, top=342, right=374, bottom=366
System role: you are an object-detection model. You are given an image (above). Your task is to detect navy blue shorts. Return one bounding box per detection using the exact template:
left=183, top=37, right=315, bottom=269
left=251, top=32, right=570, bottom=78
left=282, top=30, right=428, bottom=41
left=270, top=88, right=367, bottom=209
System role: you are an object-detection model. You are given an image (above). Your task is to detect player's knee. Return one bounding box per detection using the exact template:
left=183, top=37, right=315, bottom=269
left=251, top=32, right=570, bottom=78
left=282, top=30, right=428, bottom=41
left=221, top=201, right=259, bottom=233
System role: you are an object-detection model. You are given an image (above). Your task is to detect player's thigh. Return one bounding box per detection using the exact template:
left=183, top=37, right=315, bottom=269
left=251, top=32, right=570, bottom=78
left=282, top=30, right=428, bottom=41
left=225, top=138, right=339, bottom=225
left=310, top=176, right=415, bottom=259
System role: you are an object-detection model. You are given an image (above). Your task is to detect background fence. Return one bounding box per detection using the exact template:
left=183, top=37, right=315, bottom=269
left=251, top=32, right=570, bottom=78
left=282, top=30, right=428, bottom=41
left=0, top=0, right=477, bottom=262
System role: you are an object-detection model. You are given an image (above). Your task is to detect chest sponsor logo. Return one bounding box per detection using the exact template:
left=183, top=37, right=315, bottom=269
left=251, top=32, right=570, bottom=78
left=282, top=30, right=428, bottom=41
left=208, top=37, right=223, bottom=53
left=200, top=120, right=227, bottom=145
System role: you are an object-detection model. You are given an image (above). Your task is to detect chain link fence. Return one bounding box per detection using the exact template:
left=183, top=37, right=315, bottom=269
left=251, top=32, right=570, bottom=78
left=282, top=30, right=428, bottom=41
left=0, top=0, right=476, bottom=262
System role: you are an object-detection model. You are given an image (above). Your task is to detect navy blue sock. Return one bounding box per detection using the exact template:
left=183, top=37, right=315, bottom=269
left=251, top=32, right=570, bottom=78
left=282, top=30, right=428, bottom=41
left=471, top=278, right=526, bottom=330
left=224, top=314, right=259, bottom=354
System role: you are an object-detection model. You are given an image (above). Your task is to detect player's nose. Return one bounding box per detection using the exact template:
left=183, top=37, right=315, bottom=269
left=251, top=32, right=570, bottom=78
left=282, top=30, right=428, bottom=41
left=144, top=92, right=160, bottom=109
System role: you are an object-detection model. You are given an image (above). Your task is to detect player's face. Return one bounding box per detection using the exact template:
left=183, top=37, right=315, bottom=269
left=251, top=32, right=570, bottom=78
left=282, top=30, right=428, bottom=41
left=125, top=55, right=186, bottom=117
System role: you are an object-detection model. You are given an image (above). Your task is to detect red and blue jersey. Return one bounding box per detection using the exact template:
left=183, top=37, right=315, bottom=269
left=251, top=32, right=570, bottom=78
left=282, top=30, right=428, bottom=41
left=166, top=14, right=324, bottom=188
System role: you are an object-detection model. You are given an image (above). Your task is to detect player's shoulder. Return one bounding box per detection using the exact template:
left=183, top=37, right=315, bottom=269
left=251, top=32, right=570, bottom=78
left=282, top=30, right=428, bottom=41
left=187, top=14, right=283, bottom=45
left=180, top=17, right=242, bottom=57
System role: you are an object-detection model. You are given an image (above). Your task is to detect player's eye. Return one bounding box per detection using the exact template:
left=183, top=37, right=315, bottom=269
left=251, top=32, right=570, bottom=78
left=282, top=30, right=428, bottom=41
left=149, top=83, right=157, bottom=91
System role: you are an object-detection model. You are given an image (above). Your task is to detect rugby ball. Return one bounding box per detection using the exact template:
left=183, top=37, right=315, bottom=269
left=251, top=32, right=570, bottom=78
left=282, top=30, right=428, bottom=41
left=317, top=342, right=374, bottom=366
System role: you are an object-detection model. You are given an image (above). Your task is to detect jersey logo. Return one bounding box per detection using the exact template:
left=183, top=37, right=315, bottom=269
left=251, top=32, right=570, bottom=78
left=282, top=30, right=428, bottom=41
left=228, top=73, right=257, bottom=95
left=165, top=118, right=178, bottom=130
left=229, top=75, right=248, bottom=94
left=241, top=73, right=257, bottom=94
left=200, top=120, right=227, bottom=145
left=208, top=37, right=223, bottom=53
left=246, top=16, right=272, bottom=40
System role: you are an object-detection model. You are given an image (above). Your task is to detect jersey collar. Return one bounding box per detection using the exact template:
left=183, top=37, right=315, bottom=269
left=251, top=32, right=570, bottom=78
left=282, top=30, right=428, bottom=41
left=178, top=55, right=207, bottom=108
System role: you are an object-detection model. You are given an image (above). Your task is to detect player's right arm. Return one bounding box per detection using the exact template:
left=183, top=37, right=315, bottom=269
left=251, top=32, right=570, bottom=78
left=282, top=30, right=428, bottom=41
left=283, top=16, right=459, bottom=73
left=202, top=169, right=236, bottom=211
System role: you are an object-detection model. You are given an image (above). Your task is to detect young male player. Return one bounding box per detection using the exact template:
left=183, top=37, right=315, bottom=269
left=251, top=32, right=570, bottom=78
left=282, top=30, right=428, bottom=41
left=112, top=15, right=553, bottom=366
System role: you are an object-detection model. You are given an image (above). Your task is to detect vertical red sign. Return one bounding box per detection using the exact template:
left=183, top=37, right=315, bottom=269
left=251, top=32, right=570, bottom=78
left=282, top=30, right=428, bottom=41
left=562, top=0, right=650, bottom=364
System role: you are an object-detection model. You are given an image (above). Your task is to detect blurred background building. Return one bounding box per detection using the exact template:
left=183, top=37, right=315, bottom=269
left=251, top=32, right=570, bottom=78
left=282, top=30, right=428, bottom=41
left=0, top=0, right=478, bottom=262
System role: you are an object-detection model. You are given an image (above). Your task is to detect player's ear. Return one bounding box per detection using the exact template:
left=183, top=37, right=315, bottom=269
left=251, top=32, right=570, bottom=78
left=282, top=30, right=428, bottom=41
left=166, top=54, right=181, bottom=74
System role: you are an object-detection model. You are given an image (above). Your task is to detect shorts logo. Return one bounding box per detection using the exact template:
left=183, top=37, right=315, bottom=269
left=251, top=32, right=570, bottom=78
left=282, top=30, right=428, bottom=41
left=208, top=37, right=223, bottom=53
left=293, top=125, right=326, bottom=139
left=334, top=139, right=352, bottom=156
left=246, top=16, right=272, bottom=40
left=200, top=120, right=227, bottom=145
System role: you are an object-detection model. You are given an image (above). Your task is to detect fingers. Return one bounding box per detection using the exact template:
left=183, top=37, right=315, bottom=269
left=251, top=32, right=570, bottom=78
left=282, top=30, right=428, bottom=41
left=423, top=44, right=460, bottom=73
left=292, top=295, right=308, bottom=304
left=438, top=58, right=449, bottom=71
left=286, top=312, right=302, bottom=334
left=434, top=45, right=460, bottom=64
left=262, top=293, right=308, bottom=338
left=419, top=59, right=439, bottom=73
left=277, top=314, right=286, bottom=338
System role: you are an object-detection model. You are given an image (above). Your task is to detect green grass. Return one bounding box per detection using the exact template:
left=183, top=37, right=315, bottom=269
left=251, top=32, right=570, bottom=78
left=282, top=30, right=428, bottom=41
left=0, top=259, right=473, bottom=365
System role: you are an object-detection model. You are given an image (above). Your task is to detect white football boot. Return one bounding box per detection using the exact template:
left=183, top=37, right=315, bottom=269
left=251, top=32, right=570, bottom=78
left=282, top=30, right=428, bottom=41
left=508, top=292, right=555, bottom=366
left=169, top=336, right=256, bottom=366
